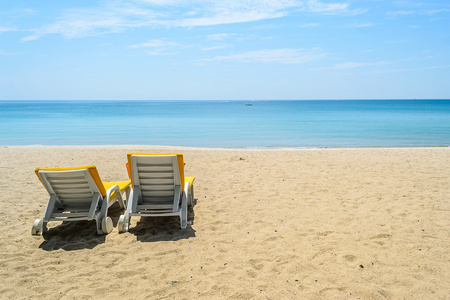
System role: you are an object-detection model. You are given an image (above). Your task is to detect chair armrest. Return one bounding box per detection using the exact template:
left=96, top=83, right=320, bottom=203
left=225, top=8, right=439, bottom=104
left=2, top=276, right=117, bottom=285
left=102, top=185, right=121, bottom=215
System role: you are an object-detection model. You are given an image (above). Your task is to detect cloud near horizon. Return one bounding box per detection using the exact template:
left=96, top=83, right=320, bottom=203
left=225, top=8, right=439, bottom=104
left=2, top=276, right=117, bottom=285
left=203, top=48, right=326, bottom=64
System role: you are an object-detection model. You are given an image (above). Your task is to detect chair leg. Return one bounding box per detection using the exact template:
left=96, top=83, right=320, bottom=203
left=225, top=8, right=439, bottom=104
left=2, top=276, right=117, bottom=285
left=118, top=188, right=134, bottom=233
left=181, top=187, right=188, bottom=230
left=95, top=216, right=104, bottom=235
left=117, top=186, right=129, bottom=209
left=124, top=186, right=131, bottom=207
left=180, top=215, right=187, bottom=230
left=188, top=184, right=195, bottom=207
left=32, top=219, right=45, bottom=236
left=117, top=194, right=125, bottom=209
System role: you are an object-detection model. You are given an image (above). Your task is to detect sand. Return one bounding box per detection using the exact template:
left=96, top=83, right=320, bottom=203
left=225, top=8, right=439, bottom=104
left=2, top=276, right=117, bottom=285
left=0, top=146, right=449, bottom=299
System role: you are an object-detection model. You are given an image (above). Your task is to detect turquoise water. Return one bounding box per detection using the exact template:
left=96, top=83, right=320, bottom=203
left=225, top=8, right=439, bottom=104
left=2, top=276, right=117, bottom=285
left=1, top=100, right=449, bottom=148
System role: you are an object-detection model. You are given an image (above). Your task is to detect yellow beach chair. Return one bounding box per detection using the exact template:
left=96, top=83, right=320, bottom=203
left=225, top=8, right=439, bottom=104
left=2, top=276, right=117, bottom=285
left=32, top=166, right=131, bottom=236
left=118, top=153, right=195, bottom=233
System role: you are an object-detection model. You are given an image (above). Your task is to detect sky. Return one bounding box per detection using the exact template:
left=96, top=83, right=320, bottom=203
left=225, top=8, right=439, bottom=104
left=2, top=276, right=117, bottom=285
left=0, top=0, right=449, bottom=100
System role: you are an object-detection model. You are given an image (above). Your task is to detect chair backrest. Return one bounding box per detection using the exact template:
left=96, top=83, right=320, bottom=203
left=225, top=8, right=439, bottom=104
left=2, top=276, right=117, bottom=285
left=127, top=153, right=186, bottom=191
left=35, top=166, right=105, bottom=211
left=129, top=154, right=181, bottom=210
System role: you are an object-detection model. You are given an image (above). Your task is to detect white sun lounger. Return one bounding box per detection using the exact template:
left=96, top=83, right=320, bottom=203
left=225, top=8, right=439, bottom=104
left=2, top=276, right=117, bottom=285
left=118, top=153, right=195, bottom=233
left=32, top=165, right=131, bottom=236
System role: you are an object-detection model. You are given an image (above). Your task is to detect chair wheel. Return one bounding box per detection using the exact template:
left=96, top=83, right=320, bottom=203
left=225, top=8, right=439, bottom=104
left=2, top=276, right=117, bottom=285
left=118, top=215, right=128, bottom=233
left=101, top=217, right=113, bottom=234
left=31, top=219, right=43, bottom=236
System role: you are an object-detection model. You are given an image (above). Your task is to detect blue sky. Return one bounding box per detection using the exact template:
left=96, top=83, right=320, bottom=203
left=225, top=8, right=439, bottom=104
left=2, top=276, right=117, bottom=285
left=1, top=0, right=449, bottom=100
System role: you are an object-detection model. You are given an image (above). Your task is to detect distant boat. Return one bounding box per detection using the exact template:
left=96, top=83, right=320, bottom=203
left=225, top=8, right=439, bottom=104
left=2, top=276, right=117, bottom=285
left=245, top=103, right=253, bottom=106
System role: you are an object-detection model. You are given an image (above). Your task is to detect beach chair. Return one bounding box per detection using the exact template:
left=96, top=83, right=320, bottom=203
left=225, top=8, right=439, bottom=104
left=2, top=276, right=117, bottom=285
left=32, top=166, right=131, bottom=236
left=118, top=153, right=195, bottom=233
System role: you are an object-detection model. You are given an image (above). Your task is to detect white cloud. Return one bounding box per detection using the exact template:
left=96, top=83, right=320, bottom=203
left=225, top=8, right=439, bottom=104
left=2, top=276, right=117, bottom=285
left=387, top=8, right=449, bottom=16
left=128, top=38, right=190, bottom=55
left=298, top=23, right=320, bottom=28
left=373, top=64, right=450, bottom=74
left=333, top=62, right=370, bottom=69
left=21, top=3, right=163, bottom=40
left=168, top=11, right=287, bottom=27
left=207, top=33, right=237, bottom=40
left=146, top=50, right=176, bottom=55
left=387, top=10, right=415, bottom=16
left=203, top=48, right=326, bottom=64
left=349, top=23, right=374, bottom=28
left=21, top=0, right=365, bottom=40
left=307, top=0, right=348, bottom=13
left=425, top=9, right=450, bottom=15
left=22, top=8, right=136, bottom=40
left=129, top=39, right=182, bottom=48
left=305, top=0, right=366, bottom=15
left=21, top=35, right=40, bottom=41
left=133, top=0, right=181, bottom=5
left=201, top=45, right=229, bottom=51
left=332, top=61, right=391, bottom=69
left=0, top=27, right=16, bottom=33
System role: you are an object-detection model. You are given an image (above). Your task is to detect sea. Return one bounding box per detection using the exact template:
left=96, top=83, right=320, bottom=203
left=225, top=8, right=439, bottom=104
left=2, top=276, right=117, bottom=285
left=1, top=100, right=449, bottom=148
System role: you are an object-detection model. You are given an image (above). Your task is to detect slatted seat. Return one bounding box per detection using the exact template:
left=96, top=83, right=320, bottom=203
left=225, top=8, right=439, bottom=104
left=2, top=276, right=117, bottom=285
left=32, top=166, right=131, bottom=236
left=118, top=153, right=195, bottom=232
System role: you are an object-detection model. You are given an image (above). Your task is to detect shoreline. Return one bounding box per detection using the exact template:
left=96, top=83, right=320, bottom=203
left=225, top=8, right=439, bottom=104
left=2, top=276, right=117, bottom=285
left=2, top=144, right=449, bottom=151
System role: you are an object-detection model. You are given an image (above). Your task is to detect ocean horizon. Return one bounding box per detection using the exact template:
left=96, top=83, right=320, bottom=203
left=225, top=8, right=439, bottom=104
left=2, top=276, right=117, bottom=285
left=1, top=100, right=449, bottom=148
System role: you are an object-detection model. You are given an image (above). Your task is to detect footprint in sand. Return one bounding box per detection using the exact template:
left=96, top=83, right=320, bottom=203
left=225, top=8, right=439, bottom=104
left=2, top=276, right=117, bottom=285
left=343, top=254, right=357, bottom=262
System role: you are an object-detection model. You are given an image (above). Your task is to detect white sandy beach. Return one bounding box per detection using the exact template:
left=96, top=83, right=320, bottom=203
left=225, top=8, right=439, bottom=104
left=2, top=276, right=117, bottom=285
left=0, top=146, right=449, bottom=299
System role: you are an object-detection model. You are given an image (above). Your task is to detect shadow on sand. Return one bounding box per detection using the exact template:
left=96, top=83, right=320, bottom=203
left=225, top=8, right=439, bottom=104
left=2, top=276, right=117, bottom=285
left=38, top=203, right=125, bottom=251
left=128, top=206, right=196, bottom=242
left=38, top=205, right=197, bottom=249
